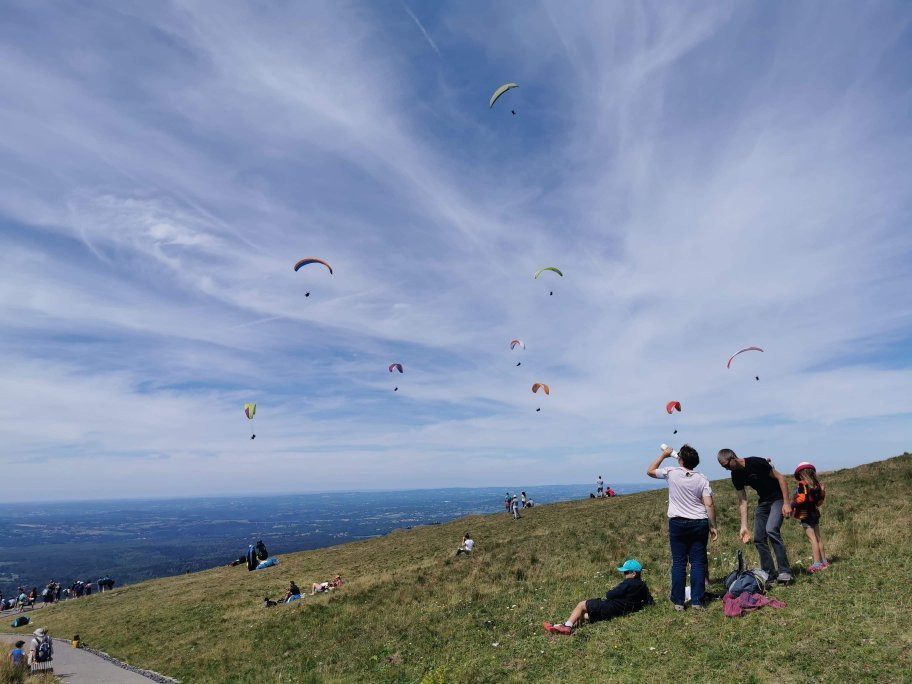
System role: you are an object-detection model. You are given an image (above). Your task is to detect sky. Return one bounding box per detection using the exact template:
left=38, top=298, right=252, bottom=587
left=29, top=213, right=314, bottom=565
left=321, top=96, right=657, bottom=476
left=1, top=1, right=910, bottom=502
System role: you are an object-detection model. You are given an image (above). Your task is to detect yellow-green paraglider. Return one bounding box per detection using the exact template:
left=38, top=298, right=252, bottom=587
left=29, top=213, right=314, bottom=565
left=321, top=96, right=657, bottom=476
left=533, top=266, right=562, bottom=295
left=490, top=83, right=518, bottom=110
left=244, top=403, right=256, bottom=440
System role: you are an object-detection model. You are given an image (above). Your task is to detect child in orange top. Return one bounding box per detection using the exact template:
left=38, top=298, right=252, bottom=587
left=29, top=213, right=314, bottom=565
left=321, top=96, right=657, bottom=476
left=790, top=462, right=828, bottom=572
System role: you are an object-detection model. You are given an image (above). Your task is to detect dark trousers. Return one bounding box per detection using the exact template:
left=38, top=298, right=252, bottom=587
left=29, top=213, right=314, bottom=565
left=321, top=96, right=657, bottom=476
left=669, top=517, right=709, bottom=606
left=754, top=499, right=791, bottom=576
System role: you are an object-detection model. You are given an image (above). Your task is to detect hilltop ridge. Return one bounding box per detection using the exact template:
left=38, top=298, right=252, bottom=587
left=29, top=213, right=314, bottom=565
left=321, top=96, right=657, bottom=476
left=17, top=454, right=912, bottom=683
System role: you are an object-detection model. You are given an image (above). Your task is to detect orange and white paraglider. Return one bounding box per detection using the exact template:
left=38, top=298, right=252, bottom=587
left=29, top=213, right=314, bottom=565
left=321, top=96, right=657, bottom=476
left=532, top=382, right=550, bottom=412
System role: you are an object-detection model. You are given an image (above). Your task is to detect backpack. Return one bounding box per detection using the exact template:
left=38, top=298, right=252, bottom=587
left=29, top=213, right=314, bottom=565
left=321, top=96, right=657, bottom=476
left=35, top=636, right=52, bottom=662
left=723, top=550, right=768, bottom=598
left=801, top=482, right=825, bottom=506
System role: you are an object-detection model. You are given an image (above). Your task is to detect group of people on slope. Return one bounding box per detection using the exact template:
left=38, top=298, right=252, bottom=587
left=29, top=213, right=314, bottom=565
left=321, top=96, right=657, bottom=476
left=1, top=577, right=115, bottom=613
left=544, top=445, right=828, bottom=634
left=6, top=627, right=54, bottom=674
left=595, top=475, right=616, bottom=498
left=648, top=445, right=828, bottom=610
left=503, top=492, right=534, bottom=519
left=265, top=574, right=344, bottom=606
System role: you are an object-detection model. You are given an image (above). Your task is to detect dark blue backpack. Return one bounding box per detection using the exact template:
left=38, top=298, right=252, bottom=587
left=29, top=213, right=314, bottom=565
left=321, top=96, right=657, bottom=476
left=724, top=550, right=768, bottom=598
left=36, top=636, right=52, bottom=662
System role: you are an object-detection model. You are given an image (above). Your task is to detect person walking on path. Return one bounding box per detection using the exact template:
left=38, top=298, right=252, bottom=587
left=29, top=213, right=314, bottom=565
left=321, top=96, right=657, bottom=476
left=790, top=462, right=829, bottom=573
left=648, top=445, right=718, bottom=610
left=28, top=627, right=53, bottom=673
left=718, top=448, right=793, bottom=583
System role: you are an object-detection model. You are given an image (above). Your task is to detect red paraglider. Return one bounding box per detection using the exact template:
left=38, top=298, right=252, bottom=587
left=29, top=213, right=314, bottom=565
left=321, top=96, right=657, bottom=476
left=666, top=401, right=681, bottom=414
left=727, top=347, right=763, bottom=368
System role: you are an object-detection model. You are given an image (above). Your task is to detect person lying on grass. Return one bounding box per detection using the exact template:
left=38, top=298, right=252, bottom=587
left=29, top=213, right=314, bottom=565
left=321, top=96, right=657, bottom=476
left=544, top=559, right=654, bottom=635
left=311, top=575, right=343, bottom=595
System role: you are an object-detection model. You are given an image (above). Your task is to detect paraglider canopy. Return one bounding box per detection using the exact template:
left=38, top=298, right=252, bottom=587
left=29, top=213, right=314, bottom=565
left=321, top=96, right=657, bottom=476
left=293, top=258, right=333, bottom=274
left=510, top=339, right=525, bottom=350
left=489, top=82, right=518, bottom=108
left=533, top=266, right=563, bottom=279
left=532, top=383, right=550, bottom=395
left=388, top=363, right=404, bottom=373
left=244, top=404, right=256, bottom=439
left=666, top=401, right=681, bottom=414
left=727, top=346, right=764, bottom=368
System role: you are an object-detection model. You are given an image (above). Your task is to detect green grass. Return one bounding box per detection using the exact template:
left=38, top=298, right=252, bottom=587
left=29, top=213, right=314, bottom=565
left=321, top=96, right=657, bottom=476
left=13, top=454, right=912, bottom=683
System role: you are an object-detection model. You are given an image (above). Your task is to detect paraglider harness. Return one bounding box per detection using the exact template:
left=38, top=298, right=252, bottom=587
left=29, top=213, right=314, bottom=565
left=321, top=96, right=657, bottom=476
left=245, top=540, right=269, bottom=571
left=723, top=550, right=768, bottom=598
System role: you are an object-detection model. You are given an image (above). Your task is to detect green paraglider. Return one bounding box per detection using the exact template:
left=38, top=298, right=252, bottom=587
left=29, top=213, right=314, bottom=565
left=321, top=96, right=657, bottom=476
left=533, top=267, right=563, bottom=279
left=490, top=83, right=518, bottom=109
left=534, top=266, right=562, bottom=295
left=244, top=403, right=256, bottom=440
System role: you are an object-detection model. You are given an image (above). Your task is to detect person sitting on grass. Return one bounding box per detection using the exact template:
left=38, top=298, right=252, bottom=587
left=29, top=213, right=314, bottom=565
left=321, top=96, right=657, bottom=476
left=456, top=532, right=475, bottom=556
left=544, top=559, right=654, bottom=635
left=282, top=581, right=301, bottom=603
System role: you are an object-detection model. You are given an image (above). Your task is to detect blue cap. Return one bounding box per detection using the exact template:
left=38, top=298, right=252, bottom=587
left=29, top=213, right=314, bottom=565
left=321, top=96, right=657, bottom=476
left=617, top=559, right=643, bottom=573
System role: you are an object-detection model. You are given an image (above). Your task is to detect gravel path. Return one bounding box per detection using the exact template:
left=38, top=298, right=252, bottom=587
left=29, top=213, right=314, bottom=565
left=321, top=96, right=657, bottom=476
left=1, top=633, right=178, bottom=683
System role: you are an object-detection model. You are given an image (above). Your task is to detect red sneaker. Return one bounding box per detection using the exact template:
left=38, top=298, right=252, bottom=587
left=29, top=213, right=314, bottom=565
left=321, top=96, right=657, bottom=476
left=544, top=622, right=572, bottom=635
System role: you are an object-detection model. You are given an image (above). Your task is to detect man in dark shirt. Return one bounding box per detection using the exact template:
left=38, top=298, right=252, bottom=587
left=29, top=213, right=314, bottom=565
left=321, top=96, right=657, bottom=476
left=544, top=559, right=654, bottom=635
left=718, top=449, right=793, bottom=582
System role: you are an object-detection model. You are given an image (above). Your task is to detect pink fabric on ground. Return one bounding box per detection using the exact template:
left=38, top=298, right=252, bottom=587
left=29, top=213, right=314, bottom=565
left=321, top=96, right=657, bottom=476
left=722, top=592, right=786, bottom=617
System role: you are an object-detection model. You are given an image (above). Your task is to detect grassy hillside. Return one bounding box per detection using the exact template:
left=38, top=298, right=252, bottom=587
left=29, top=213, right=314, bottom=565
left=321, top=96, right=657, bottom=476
left=15, top=454, right=912, bottom=683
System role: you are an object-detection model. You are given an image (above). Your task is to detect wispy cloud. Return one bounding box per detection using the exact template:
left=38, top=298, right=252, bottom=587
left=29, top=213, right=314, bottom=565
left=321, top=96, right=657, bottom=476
left=0, top=0, right=909, bottom=500
left=402, top=2, right=441, bottom=56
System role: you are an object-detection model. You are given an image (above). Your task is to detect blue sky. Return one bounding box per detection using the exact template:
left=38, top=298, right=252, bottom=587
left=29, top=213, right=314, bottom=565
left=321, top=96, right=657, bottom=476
left=1, top=1, right=910, bottom=501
